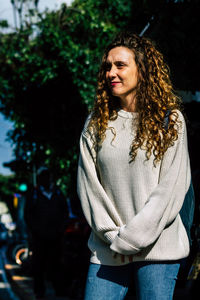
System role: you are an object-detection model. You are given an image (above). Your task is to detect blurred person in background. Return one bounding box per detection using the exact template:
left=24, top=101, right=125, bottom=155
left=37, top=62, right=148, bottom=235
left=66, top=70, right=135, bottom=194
left=24, top=167, right=68, bottom=299
left=77, top=32, right=191, bottom=300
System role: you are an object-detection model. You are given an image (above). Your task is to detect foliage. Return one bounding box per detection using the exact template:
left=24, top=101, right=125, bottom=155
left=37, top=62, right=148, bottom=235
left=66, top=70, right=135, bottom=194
left=0, top=174, right=17, bottom=198
left=0, top=0, right=134, bottom=195
left=0, top=174, right=19, bottom=217
left=0, top=20, right=9, bottom=29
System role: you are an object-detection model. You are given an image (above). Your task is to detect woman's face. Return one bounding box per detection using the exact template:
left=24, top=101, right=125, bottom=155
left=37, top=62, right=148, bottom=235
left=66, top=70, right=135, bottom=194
left=105, top=46, right=138, bottom=103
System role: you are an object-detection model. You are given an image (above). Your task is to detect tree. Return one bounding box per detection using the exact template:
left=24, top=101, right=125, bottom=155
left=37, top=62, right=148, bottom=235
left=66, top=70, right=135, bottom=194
left=0, top=0, right=134, bottom=195
left=0, top=174, right=19, bottom=219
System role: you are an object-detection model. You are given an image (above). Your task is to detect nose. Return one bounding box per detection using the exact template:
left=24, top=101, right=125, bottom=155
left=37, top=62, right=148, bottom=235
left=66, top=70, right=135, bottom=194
left=107, top=65, right=117, bottom=80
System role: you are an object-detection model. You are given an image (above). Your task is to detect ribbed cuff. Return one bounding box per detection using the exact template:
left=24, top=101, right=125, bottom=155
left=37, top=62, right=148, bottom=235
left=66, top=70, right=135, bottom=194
left=110, top=235, right=140, bottom=255
left=104, top=229, right=120, bottom=244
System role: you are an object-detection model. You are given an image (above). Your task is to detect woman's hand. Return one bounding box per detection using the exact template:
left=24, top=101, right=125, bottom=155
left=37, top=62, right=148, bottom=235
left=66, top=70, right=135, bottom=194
left=113, top=252, right=133, bottom=263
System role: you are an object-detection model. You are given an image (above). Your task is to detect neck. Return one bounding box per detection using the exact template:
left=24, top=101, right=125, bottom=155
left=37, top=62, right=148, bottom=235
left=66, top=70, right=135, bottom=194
left=119, top=94, right=137, bottom=112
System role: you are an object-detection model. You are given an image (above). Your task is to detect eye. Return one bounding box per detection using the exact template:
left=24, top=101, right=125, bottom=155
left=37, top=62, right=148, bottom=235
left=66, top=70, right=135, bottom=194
left=105, top=63, right=111, bottom=71
left=116, top=62, right=126, bottom=69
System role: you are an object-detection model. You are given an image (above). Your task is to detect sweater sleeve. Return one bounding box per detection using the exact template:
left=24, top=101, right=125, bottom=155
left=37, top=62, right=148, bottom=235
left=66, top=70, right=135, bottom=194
left=77, top=126, right=123, bottom=245
left=110, top=111, right=191, bottom=255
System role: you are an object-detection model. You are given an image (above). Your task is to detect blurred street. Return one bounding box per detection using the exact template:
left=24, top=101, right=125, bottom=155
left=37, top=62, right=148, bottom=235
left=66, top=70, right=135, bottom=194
left=0, top=247, right=20, bottom=300
left=0, top=191, right=199, bottom=300
left=0, top=240, right=199, bottom=300
left=0, top=245, right=72, bottom=300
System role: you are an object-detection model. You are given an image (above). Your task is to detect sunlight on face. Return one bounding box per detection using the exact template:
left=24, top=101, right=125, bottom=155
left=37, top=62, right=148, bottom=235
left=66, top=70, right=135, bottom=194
left=106, top=47, right=138, bottom=106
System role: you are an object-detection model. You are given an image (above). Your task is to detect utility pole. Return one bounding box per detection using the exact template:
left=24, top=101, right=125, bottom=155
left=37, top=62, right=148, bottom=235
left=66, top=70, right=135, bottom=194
left=10, top=0, right=18, bottom=29
left=139, top=16, right=154, bottom=37
left=10, top=0, right=40, bottom=30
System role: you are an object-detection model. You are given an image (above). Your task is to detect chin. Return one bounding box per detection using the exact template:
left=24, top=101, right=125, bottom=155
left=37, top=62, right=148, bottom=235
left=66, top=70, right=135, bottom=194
left=111, top=91, right=122, bottom=97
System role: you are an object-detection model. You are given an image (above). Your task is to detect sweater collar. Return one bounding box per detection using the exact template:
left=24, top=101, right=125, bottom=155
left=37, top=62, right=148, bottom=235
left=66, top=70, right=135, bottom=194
left=118, top=109, right=138, bottom=119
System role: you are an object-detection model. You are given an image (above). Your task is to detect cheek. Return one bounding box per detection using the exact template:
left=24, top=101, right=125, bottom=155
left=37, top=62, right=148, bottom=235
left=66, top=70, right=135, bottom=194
left=105, top=72, right=110, bottom=82
left=131, top=69, right=138, bottom=83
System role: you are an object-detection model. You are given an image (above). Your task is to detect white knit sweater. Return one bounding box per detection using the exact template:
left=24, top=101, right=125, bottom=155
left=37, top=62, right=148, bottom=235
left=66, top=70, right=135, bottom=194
left=77, top=109, right=191, bottom=266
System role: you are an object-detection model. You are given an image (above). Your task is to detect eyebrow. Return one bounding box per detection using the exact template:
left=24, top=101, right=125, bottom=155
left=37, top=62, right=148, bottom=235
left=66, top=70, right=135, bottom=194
left=106, top=60, right=129, bottom=65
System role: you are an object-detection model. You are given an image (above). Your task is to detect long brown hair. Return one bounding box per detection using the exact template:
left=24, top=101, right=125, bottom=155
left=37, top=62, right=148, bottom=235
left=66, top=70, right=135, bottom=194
left=88, top=32, right=182, bottom=164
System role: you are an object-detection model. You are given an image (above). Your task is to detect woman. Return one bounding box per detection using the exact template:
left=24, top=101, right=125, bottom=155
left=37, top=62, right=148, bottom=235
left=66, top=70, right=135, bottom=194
left=77, top=32, right=191, bottom=300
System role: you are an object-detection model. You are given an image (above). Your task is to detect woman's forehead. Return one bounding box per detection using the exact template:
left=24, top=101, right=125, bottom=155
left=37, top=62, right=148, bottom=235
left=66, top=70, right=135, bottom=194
left=106, top=46, right=135, bottom=62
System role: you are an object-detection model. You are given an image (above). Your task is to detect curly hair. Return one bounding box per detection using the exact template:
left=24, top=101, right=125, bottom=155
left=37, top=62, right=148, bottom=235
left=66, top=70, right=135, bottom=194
left=88, top=32, right=182, bottom=164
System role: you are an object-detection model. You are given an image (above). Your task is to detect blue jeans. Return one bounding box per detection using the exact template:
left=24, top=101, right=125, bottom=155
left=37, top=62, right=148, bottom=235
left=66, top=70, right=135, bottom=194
left=84, top=261, right=180, bottom=300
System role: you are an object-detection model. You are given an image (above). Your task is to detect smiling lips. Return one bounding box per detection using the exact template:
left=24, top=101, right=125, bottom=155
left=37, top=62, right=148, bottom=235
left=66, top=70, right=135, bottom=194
left=110, top=81, right=121, bottom=86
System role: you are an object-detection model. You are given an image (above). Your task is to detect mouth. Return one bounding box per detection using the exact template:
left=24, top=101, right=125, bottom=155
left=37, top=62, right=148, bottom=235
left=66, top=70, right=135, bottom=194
left=110, top=82, right=121, bottom=87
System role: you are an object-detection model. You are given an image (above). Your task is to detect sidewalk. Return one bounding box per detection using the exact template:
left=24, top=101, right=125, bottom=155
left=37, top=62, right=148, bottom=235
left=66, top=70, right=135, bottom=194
left=2, top=246, right=73, bottom=300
